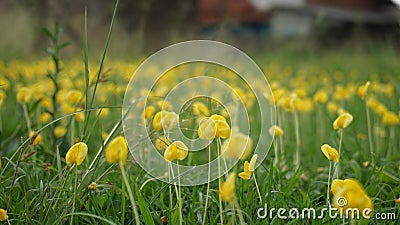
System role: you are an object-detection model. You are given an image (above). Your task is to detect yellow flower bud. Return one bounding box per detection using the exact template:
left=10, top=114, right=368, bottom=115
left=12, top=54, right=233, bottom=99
left=16, top=87, right=32, bottom=103
left=333, top=113, right=353, bottom=130
left=164, top=141, right=188, bottom=162
left=88, top=182, right=97, bottom=191
left=269, top=125, right=284, bottom=137
left=238, top=154, right=257, bottom=180
left=29, top=131, right=43, bottom=145
left=220, top=172, right=236, bottom=203
left=0, top=208, right=8, bottom=221
left=313, top=90, right=328, bottom=104
left=66, top=142, right=88, bottom=166
left=221, top=132, right=252, bottom=160
left=382, top=111, right=400, bottom=126
left=357, top=81, right=370, bottom=100
left=192, top=102, right=209, bottom=117
left=320, top=144, right=339, bottom=162
left=54, top=126, right=67, bottom=138
left=105, top=136, right=128, bottom=165
left=152, top=111, right=178, bottom=131
left=143, top=106, right=156, bottom=120
left=40, top=112, right=51, bottom=123
left=331, top=179, right=373, bottom=217
left=66, top=89, right=82, bottom=105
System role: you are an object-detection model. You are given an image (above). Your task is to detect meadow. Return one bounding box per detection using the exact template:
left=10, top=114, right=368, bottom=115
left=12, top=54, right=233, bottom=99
left=0, top=4, right=400, bottom=225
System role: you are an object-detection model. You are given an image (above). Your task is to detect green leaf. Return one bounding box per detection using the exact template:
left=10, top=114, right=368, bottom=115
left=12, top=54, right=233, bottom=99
left=171, top=202, right=180, bottom=225
left=135, top=182, right=155, bottom=225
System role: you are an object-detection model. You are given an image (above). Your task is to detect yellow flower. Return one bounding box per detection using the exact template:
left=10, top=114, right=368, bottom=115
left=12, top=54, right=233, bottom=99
left=221, top=131, right=252, bottom=159
left=157, top=100, right=173, bottom=111
left=333, top=113, right=353, bottom=130
left=16, top=87, right=32, bottom=103
left=155, top=136, right=171, bottom=150
left=102, top=132, right=108, bottom=140
left=88, top=182, right=97, bottom=191
left=331, top=179, right=373, bottom=217
left=220, top=172, right=236, bottom=203
left=54, top=126, right=67, bottom=138
left=29, top=131, right=43, bottom=145
left=280, top=94, right=298, bottom=111
left=238, top=154, right=258, bottom=180
left=152, top=111, right=178, bottom=131
left=382, top=111, right=400, bottom=126
left=0, top=208, right=8, bottom=221
left=198, top=114, right=230, bottom=140
left=357, top=81, right=370, bottom=100
left=313, top=90, right=328, bottom=104
left=40, top=112, right=51, bottom=123
left=143, top=106, right=156, bottom=120
left=320, top=144, right=339, bottom=162
left=66, top=142, right=88, bottom=166
left=74, top=108, right=85, bottom=122
left=192, top=102, right=209, bottom=117
left=327, top=102, right=339, bottom=114
left=66, top=89, right=82, bottom=105
left=40, top=98, right=53, bottom=111
left=105, top=136, right=128, bottom=165
left=269, top=125, right=284, bottom=137
left=164, top=141, right=188, bottom=162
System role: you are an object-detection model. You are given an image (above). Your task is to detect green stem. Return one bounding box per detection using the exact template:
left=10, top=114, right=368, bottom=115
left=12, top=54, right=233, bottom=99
left=22, top=103, right=32, bottom=133
left=121, top=171, right=126, bottom=224
left=120, top=163, right=140, bottom=225
left=327, top=161, right=332, bottom=206
left=253, top=173, right=262, bottom=204
left=217, top=138, right=224, bottom=225
left=294, top=111, right=301, bottom=169
left=366, top=101, right=374, bottom=165
left=70, top=165, right=78, bottom=225
left=336, top=129, right=343, bottom=179
left=202, top=145, right=211, bottom=225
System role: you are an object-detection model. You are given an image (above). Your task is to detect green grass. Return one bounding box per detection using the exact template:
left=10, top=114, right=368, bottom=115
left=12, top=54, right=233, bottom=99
left=0, top=1, right=400, bottom=224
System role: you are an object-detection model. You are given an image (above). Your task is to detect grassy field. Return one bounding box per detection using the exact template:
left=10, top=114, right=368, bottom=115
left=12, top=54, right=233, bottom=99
left=1, top=3, right=400, bottom=225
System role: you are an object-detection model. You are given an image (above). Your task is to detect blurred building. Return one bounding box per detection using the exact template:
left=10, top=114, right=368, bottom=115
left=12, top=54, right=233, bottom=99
left=197, top=0, right=400, bottom=37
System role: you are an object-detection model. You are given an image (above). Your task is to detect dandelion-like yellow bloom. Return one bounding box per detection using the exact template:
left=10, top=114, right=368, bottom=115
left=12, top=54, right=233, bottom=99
left=327, top=102, right=339, bottom=114
left=66, top=142, right=88, bottom=166
left=238, top=154, right=257, bottom=180
left=313, top=90, right=328, bottom=104
left=16, top=87, right=32, bottom=103
left=333, top=113, right=353, bottom=130
left=0, top=208, right=8, bottom=221
left=280, top=94, right=299, bottom=111
left=143, top=106, right=156, bottom=120
left=192, top=102, right=209, bottom=117
left=54, top=126, right=67, bottom=138
left=152, top=111, right=178, bottom=131
left=382, top=111, right=400, bottom=126
left=220, top=172, right=236, bottom=203
left=331, top=179, right=373, bottom=217
left=40, top=112, right=51, bottom=123
left=357, top=81, right=370, bottom=100
left=105, top=136, right=128, bottom=165
left=29, top=131, right=43, bottom=145
left=66, top=89, right=82, bottom=105
left=320, top=144, right=339, bottom=162
left=198, top=114, right=230, bottom=140
left=221, top=131, right=252, bottom=159
left=268, top=125, right=284, bottom=137
left=164, top=141, right=188, bottom=162
left=155, top=136, right=171, bottom=150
